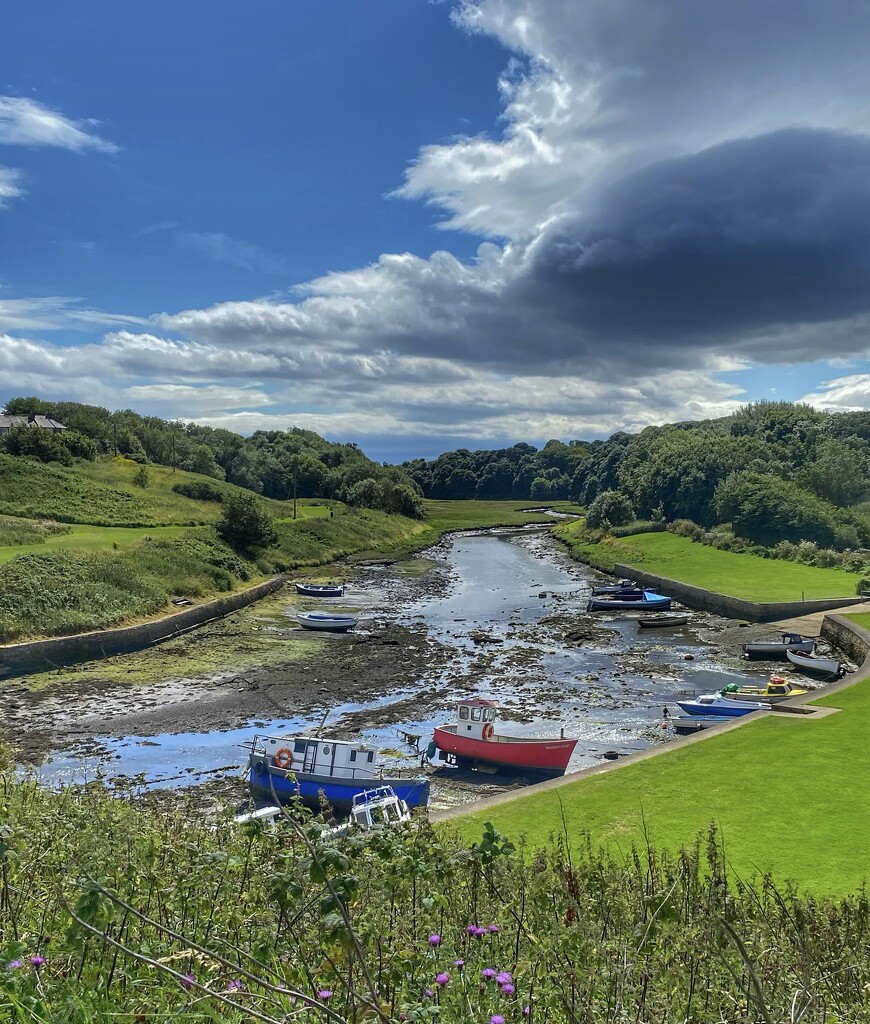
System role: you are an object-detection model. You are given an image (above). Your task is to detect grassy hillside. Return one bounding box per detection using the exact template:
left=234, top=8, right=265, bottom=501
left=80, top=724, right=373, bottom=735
left=556, top=521, right=857, bottom=601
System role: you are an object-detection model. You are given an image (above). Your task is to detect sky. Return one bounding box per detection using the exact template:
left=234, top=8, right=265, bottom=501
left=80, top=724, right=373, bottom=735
left=3, top=1, right=870, bottom=463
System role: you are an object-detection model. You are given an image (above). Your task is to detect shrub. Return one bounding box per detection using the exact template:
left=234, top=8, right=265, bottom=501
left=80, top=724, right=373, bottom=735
left=216, top=493, right=277, bottom=553
left=586, top=489, right=635, bottom=530
left=172, top=480, right=225, bottom=503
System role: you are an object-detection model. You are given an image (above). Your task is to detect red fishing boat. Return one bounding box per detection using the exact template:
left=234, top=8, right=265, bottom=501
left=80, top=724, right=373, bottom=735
left=431, top=698, right=577, bottom=779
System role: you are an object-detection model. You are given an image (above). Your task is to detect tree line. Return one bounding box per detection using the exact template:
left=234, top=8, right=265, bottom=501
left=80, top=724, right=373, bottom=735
left=0, top=396, right=424, bottom=519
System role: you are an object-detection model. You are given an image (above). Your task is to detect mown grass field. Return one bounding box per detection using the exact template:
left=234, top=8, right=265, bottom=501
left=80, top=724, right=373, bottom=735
left=447, top=650, right=870, bottom=896
left=423, top=498, right=582, bottom=534
left=556, top=522, right=857, bottom=601
left=0, top=523, right=193, bottom=565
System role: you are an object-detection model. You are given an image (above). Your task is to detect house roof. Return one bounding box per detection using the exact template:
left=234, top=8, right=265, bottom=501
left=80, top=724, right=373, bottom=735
left=0, top=415, right=67, bottom=430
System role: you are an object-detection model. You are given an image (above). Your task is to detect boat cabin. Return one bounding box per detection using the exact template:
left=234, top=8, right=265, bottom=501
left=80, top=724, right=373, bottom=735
left=455, top=698, right=498, bottom=742
left=260, top=734, right=377, bottom=779
left=350, top=786, right=411, bottom=827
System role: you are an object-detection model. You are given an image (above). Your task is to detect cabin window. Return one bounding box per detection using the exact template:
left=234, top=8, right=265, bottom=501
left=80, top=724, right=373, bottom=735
left=367, top=751, right=374, bottom=763
left=294, top=740, right=306, bottom=753
left=485, top=708, right=496, bottom=722
left=350, top=750, right=357, bottom=762
left=322, top=745, right=331, bottom=755
left=459, top=706, right=469, bottom=720
left=471, top=708, right=481, bottom=722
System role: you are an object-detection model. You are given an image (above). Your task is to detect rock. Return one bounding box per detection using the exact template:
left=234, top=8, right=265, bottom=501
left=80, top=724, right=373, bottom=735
left=684, top=654, right=695, bottom=661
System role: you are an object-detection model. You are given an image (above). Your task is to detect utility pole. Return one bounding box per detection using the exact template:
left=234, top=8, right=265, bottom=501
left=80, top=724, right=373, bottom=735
left=293, top=472, right=297, bottom=520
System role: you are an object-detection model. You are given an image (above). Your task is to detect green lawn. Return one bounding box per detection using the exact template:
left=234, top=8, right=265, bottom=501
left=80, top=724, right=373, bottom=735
left=0, top=524, right=193, bottom=565
left=423, top=499, right=582, bottom=533
left=557, top=524, right=856, bottom=601
left=448, top=663, right=870, bottom=895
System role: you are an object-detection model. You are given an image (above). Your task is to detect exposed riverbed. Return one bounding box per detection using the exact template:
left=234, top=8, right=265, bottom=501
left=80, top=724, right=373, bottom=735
left=5, top=528, right=829, bottom=814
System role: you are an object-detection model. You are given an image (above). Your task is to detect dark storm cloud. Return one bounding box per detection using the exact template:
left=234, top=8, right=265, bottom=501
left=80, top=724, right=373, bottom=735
left=519, top=128, right=870, bottom=364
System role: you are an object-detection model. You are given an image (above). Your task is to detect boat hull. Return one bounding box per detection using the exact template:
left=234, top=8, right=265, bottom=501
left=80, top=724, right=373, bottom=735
left=296, top=583, right=344, bottom=598
left=433, top=727, right=576, bottom=778
left=638, top=615, right=689, bottom=628
left=249, top=764, right=430, bottom=813
left=676, top=699, right=766, bottom=718
left=296, top=612, right=357, bottom=632
left=742, top=640, right=814, bottom=660
left=587, top=592, right=671, bottom=612
left=785, top=650, right=842, bottom=676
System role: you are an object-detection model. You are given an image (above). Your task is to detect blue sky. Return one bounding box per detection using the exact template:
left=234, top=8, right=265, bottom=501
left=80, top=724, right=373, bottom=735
left=3, top=1, right=870, bottom=463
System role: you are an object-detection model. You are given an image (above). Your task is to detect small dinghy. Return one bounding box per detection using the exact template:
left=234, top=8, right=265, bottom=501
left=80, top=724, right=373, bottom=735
left=742, top=632, right=814, bottom=660
left=591, top=578, right=637, bottom=596
left=720, top=676, right=808, bottom=702
left=587, top=590, right=671, bottom=612
left=638, top=614, right=689, bottom=628
left=296, top=611, right=357, bottom=632
left=786, top=649, right=843, bottom=678
left=296, top=582, right=345, bottom=598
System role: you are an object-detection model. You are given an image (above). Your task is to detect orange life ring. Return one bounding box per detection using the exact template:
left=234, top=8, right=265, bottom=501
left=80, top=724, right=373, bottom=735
left=482, top=724, right=494, bottom=740
left=274, top=747, right=293, bottom=769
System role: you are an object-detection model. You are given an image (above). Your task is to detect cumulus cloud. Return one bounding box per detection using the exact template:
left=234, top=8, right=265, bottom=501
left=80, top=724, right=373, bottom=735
left=800, top=375, right=870, bottom=412
left=0, top=96, right=118, bottom=153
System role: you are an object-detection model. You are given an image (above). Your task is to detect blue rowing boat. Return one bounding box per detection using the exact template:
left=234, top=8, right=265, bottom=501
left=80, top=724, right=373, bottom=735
left=246, top=733, right=430, bottom=814
left=586, top=590, right=672, bottom=612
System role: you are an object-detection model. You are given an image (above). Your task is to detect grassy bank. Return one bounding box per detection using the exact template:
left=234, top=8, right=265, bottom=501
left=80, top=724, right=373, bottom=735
left=446, top=656, right=870, bottom=897
left=556, top=522, right=856, bottom=601
left=4, top=760, right=870, bottom=1023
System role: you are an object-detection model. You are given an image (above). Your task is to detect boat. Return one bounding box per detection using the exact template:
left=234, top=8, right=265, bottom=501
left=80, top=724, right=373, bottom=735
left=431, top=698, right=577, bottom=779
left=587, top=590, right=672, bottom=612
left=233, top=786, right=412, bottom=831
left=672, top=715, right=729, bottom=735
left=785, top=649, right=844, bottom=678
left=676, top=692, right=771, bottom=717
left=591, top=578, right=637, bottom=596
left=720, top=677, right=808, bottom=702
left=742, top=633, right=814, bottom=660
left=295, top=582, right=345, bottom=598
left=246, top=733, right=430, bottom=813
left=296, top=611, right=357, bottom=632
left=638, top=614, right=689, bottom=628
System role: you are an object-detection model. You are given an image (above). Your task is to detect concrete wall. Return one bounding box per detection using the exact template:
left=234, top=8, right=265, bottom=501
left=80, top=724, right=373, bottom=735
left=612, top=563, right=862, bottom=622
left=0, top=577, right=284, bottom=677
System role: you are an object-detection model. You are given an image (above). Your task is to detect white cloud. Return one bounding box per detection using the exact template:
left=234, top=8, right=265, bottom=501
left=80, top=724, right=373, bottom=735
left=123, top=383, right=274, bottom=414
left=0, top=96, right=118, bottom=153
left=177, top=232, right=289, bottom=274
left=0, top=166, right=24, bottom=207
left=0, top=296, right=144, bottom=333
left=800, top=375, right=870, bottom=412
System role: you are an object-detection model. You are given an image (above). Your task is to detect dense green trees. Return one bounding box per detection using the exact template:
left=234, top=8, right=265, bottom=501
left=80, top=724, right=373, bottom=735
left=0, top=397, right=424, bottom=519
left=215, top=493, right=278, bottom=553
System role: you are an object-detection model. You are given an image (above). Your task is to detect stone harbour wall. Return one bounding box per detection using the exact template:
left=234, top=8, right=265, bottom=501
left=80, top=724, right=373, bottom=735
left=0, top=577, right=284, bottom=678
left=611, top=563, right=862, bottom=622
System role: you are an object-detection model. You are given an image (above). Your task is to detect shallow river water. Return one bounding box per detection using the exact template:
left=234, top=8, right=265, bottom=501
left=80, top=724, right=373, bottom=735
left=31, top=528, right=780, bottom=809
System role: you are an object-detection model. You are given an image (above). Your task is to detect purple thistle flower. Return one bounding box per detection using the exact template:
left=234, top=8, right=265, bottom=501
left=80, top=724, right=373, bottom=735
left=428, top=933, right=441, bottom=946
left=466, top=924, right=479, bottom=935
left=501, top=983, right=516, bottom=996
left=318, top=990, right=332, bottom=1001
left=181, top=973, right=195, bottom=990
left=226, top=979, right=244, bottom=992
left=496, top=971, right=512, bottom=985
left=488, top=923, right=500, bottom=933
left=491, top=1016, right=506, bottom=1024
left=7, top=960, right=23, bottom=970
left=424, top=988, right=433, bottom=999
left=482, top=968, right=497, bottom=980
left=435, top=972, right=450, bottom=987
left=523, top=1006, right=531, bottom=1017
left=454, top=958, right=465, bottom=969
left=30, top=956, right=45, bottom=968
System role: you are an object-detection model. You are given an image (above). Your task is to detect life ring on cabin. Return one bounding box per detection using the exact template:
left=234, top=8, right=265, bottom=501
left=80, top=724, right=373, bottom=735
left=273, top=747, right=293, bottom=769
left=769, top=675, right=787, bottom=685
left=482, top=724, right=494, bottom=740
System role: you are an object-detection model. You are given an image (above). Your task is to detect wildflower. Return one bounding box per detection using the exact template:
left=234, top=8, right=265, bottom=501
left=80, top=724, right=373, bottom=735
left=30, top=956, right=45, bottom=968
left=435, top=972, right=450, bottom=987
left=454, top=958, right=465, bottom=969
left=501, top=983, right=516, bottom=996
left=523, top=1006, right=531, bottom=1017
left=488, top=924, right=500, bottom=933
left=181, top=973, right=195, bottom=990
left=424, top=988, right=433, bottom=999
left=482, top=968, right=496, bottom=980
left=496, top=971, right=512, bottom=985
left=318, top=990, right=333, bottom=1001
left=428, top=934, right=441, bottom=946
left=7, top=960, right=23, bottom=970
left=466, top=924, right=479, bottom=935
left=226, top=979, right=244, bottom=992
left=491, top=1016, right=505, bottom=1024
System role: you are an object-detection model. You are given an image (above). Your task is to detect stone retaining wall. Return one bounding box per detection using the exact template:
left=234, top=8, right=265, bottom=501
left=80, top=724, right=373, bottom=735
left=0, top=577, right=285, bottom=677
left=821, top=614, right=870, bottom=667
left=611, top=563, right=862, bottom=622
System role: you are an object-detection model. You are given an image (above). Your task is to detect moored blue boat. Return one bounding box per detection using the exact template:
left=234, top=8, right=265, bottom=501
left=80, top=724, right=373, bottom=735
left=676, top=693, right=770, bottom=717
left=246, top=733, right=430, bottom=814
left=587, top=590, right=672, bottom=612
